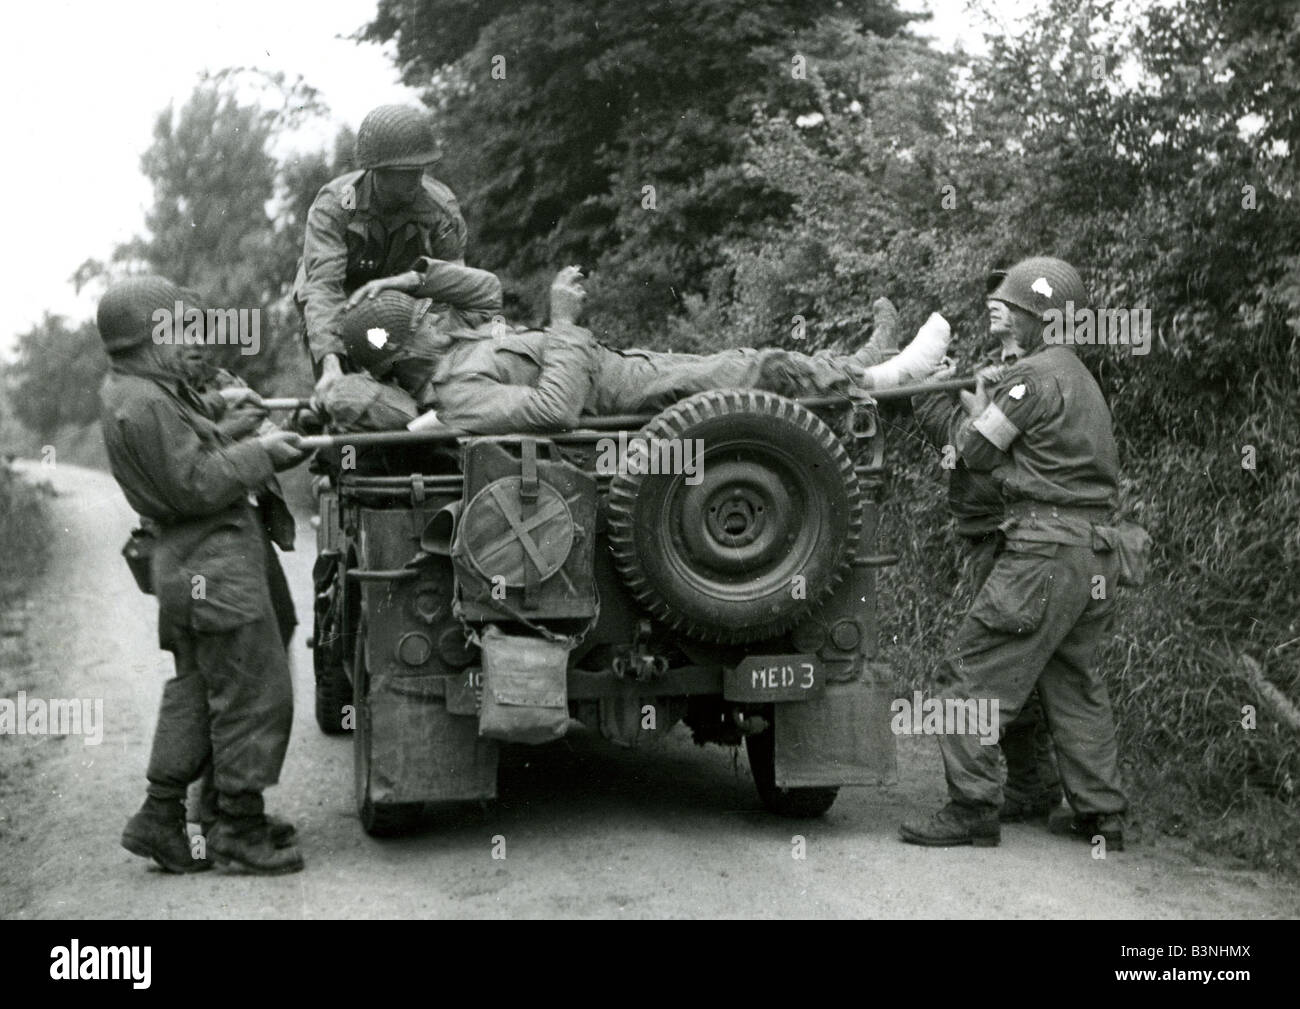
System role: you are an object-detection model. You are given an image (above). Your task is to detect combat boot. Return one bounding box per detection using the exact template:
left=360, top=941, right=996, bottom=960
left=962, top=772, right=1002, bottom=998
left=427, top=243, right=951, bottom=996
left=1000, top=789, right=1063, bottom=823
left=854, top=296, right=900, bottom=361
left=900, top=802, right=1001, bottom=847
left=201, top=813, right=297, bottom=849
left=209, top=817, right=305, bottom=875
left=122, top=800, right=211, bottom=874
left=1049, top=811, right=1125, bottom=851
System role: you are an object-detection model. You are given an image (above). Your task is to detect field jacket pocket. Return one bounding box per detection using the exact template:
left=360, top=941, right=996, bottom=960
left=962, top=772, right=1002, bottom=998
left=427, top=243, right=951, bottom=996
left=155, top=508, right=269, bottom=634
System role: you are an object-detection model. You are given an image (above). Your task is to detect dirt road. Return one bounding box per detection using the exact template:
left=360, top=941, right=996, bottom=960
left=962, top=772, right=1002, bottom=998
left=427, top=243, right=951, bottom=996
left=1, top=462, right=1296, bottom=919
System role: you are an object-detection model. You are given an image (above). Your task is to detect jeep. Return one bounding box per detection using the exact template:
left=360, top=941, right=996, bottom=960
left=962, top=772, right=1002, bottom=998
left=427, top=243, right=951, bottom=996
left=309, top=389, right=898, bottom=836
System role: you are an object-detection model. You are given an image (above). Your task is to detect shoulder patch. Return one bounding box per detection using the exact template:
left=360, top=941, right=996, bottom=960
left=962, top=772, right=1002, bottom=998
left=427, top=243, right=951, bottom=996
left=1009, top=383, right=1027, bottom=400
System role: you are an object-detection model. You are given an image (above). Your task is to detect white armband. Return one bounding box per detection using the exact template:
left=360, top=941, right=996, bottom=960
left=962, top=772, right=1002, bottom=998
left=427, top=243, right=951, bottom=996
left=972, top=402, right=1020, bottom=451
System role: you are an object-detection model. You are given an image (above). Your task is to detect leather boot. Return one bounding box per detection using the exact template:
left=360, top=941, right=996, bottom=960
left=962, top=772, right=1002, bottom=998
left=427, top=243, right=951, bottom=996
left=1000, top=788, right=1063, bottom=822
left=209, top=817, right=304, bottom=875
left=854, top=296, right=900, bottom=361
left=122, top=799, right=211, bottom=874
left=900, top=802, right=1001, bottom=847
left=1049, top=810, right=1126, bottom=851
left=202, top=813, right=296, bottom=849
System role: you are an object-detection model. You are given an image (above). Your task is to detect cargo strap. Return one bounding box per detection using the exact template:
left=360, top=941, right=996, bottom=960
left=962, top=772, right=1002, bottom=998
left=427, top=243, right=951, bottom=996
left=457, top=591, right=599, bottom=649
left=520, top=438, right=540, bottom=609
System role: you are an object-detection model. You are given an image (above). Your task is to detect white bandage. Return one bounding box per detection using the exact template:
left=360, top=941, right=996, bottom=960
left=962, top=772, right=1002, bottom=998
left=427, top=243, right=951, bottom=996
left=858, top=312, right=952, bottom=389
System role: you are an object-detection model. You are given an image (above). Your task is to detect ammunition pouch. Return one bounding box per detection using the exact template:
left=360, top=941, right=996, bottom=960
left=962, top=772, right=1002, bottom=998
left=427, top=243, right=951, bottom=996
left=122, top=525, right=157, bottom=596
left=1093, top=521, right=1151, bottom=588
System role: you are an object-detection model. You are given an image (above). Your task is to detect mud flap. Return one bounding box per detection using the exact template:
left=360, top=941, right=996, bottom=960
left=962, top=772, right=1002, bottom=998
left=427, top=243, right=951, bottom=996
left=773, top=675, right=898, bottom=788
left=367, top=672, right=499, bottom=803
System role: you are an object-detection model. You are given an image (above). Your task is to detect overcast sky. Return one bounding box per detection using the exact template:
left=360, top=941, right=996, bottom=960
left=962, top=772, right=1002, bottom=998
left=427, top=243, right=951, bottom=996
left=0, top=0, right=1001, bottom=358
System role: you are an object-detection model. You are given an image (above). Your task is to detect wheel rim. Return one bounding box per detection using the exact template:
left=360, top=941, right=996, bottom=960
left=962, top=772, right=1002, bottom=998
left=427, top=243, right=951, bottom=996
left=666, top=446, right=815, bottom=601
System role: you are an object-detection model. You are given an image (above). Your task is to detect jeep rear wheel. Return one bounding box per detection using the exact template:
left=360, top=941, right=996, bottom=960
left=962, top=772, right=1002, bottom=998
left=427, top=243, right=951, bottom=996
left=745, top=723, right=839, bottom=818
left=313, top=597, right=352, bottom=735
left=607, top=390, right=862, bottom=644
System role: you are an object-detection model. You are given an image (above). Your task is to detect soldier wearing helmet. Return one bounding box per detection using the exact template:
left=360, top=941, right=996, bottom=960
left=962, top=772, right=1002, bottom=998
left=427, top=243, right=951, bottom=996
left=901, top=256, right=1129, bottom=851
left=292, top=104, right=467, bottom=406
left=97, top=276, right=307, bottom=875
left=910, top=265, right=1062, bottom=827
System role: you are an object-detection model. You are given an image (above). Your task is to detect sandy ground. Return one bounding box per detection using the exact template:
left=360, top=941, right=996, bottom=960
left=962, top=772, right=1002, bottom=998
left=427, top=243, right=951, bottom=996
left=1, top=461, right=1297, bottom=919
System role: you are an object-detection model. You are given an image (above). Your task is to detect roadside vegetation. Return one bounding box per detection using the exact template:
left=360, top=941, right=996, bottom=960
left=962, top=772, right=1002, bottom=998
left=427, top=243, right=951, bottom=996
left=0, top=460, right=52, bottom=612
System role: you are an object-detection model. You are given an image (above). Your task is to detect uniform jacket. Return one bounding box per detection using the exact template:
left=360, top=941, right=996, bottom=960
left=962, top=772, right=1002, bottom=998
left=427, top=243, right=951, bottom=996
left=955, top=344, right=1118, bottom=539
left=422, top=322, right=603, bottom=433
left=293, top=170, right=467, bottom=364
left=100, top=367, right=283, bottom=645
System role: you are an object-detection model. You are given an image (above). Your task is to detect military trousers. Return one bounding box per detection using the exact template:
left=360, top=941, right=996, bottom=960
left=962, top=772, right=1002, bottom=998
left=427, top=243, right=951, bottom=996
left=188, top=543, right=296, bottom=824
left=963, top=535, right=1060, bottom=805
left=145, top=613, right=293, bottom=819
left=586, top=342, right=892, bottom=416
left=936, top=539, right=1127, bottom=816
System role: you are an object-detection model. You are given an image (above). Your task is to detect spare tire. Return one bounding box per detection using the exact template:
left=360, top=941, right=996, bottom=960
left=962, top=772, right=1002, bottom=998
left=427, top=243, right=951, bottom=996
left=607, top=389, right=862, bottom=644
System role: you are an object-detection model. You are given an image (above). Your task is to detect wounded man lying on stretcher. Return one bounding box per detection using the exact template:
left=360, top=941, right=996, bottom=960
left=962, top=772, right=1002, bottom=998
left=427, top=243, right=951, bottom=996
left=316, top=260, right=952, bottom=435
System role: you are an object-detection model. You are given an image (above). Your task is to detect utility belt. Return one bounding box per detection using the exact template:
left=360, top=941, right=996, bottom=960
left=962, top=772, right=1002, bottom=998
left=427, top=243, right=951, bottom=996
left=1001, top=501, right=1111, bottom=545
left=1000, top=500, right=1150, bottom=586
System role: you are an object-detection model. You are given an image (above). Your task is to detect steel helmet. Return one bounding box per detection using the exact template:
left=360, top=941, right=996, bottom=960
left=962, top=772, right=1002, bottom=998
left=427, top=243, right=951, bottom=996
left=988, top=257, right=1087, bottom=320
left=354, top=105, right=439, bottom=170
left=337, top=290, right=424, bottom=376
left=96, top=275, right=189, bottom=354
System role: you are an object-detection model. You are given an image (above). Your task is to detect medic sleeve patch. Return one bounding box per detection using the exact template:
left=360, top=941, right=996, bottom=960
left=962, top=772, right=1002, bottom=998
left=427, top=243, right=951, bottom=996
left=972, top=402, right=1021, bottom=451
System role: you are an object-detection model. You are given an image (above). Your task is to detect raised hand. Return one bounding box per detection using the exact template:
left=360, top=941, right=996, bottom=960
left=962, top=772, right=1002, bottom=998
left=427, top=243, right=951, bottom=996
left=549, top=265, right=587, bottom=326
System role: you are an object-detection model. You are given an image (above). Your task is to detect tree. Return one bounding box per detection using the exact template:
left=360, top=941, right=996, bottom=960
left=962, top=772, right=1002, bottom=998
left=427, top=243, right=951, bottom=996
left=76, top=69, right=341, bottom=392
left=8, top=315, right=106, bottom=440
left=363, top=0, right=919, bottom=343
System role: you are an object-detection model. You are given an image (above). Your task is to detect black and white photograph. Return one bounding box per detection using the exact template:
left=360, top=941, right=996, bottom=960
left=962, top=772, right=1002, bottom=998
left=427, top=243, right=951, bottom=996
left=0, top=0, right=1296, bottom=943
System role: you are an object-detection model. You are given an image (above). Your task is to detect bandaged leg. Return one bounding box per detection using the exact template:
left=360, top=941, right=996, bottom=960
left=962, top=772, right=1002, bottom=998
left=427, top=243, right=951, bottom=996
left=854, top=312, right=951, bottom=389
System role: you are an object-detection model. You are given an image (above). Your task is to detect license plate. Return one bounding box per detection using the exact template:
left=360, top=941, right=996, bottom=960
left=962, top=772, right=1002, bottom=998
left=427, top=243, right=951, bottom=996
left=724, top=654, right=823, bottom=702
